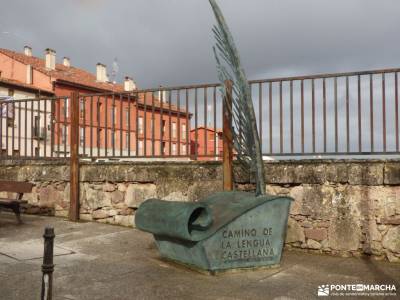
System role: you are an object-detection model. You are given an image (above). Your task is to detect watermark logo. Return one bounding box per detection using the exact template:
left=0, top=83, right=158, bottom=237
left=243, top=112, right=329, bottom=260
left=317, top=285, right=330, bottom=296
left=317, top=283, right=397, bottom=297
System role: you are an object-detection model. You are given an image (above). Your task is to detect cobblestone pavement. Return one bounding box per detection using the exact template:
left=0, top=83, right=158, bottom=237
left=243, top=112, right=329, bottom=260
left=0, top=213, right=399, bottom=300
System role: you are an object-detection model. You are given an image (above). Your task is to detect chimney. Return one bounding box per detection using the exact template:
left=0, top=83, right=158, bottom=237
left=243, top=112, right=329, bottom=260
left=45, top=48, right=56, bottom=70
left=96, top=63, right=107, bottom=82
left=26, top=65, right=32, bottom=84
left=63, top=57, right=70, bottom=67
left=124, top=76, right=136, bottom=91
left=24, top=46, right=32, bottom=57
left=158, top=87, right=168, bottom=103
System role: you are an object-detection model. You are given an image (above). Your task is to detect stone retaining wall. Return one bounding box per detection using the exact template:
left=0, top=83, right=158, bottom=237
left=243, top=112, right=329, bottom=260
left=0, top=159, right=399, bottom=262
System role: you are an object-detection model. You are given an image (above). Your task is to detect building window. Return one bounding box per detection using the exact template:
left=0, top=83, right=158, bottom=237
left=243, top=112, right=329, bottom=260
left=64, top=98, right=69, bottom=116
left=80, top=127, right=84, bottom=146
left=181, top=144, right=187, bottom=155
left=138, top=117, right=144, bottom=135
left=181, top=124, right=186, bottom=140
left=162, top=142, right=166, bottom=155
left=172, top=122, right=177, bottom=139
left=172, top=143, right=177, bottom=155
left=79, top=99, right=85, bottom=118
left=138, top=140, right=144, bottom=156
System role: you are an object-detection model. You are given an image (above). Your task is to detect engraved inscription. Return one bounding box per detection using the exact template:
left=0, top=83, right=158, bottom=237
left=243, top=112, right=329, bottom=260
left=220, top=227, right=275, bottom=262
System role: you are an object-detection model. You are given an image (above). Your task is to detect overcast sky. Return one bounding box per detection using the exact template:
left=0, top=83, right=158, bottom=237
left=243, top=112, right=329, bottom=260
left=1, top=0, right=399, bottom=89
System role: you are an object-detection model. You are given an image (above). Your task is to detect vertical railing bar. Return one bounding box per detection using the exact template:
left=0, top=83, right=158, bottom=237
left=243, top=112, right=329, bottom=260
left=136, top=91, right=139, bottom=157
left=186, top=89, right=189, bottom=157
left=357, top=75, right=362, bottom=152
left=259, top=83, right=263, bottom=152
left=195, top=88, right=198, bottom=159
left=177, top=90, right=181, bottom=157
left=63, top=97, right=67, bottom=158
left=204, top=87, right=208, bottom=157
left=395, top=72, right=399, bottom=152
left=159, top=90, right=164, bottom=156
left=382, top=73, right=386, bottom=152
left=50, top=99, right=54, bottom=158
left=18, top=100, right=21, bottom=157
left=301, top=80, right=304, bottom=154
left=119, top=93, right=123, bottom=157
left=57, top=99, right=60, bottom=157
left=370, top=74, right=374, bottom=152
left=41, top=100, right=45, bottom=157
left=213, top=86, right=217, bottom=158
left=168, top=90, right=172, bottom=157
left=142, top=93, right=147, bottom=156
left=97, top=96, right=100, bottom=157
left=31, top=100, right=34, bottom=157
left=269, top=82, right=273, bottom=154
left=112, top=94, right=115, bottom=157
left=311, top=79, right=315, bottom=153
left=104, top=95, right=108, bottom=157
left=323, top=78, right=327, bottom=153
left=5, top=101, right=9, bottom=157
left=334, top=77, right=338, bottom=153
left=143, top=93, right=147, bottom=156
left=0, top=102, right=2, bottom=158
left=346, top=76, right=350, bottom=153
left=151, top=92, right=155, bottom=156
left=24, top=100, right=28, bottom=157
left=12, top=101, right=15, bottom=157
left=82, top=97, right=86, bottom=157
left=290, top=80, right=293, bottom=154
left=279, top=81, right=283, bottom=154
left=128, top=93, right=131, bottom=157
left=90, top=96, right=93, bottom=157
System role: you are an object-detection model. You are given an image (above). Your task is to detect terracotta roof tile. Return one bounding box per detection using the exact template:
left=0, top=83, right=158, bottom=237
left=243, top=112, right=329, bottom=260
left=0, top=48, right=125, bottom=92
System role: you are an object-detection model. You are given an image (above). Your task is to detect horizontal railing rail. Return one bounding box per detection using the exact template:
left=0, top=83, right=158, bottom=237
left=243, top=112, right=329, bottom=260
left=1, top=66, right=399, bottom=161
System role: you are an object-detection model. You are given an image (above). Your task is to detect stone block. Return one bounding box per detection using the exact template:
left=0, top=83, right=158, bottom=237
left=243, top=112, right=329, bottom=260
left=92, top=209, right=108, bottom=220
left=382, top=227, right=400, bottom=254
left=328, top=218, right=361, bottom=251
left=109, top=191, right=124, bottom=204
left=125, top=184, right=157, bottom=208
left=384, top=163, right=400, bottom=185
left=325, top=163, right=349, bottom=183
left=103, top=183, right=116, bottom=192
left=84, top=187, right=111, bottom=209
left=285, top=218, right=305, bottom=243
left=381, top=218, right=400, bottom=225
left=115, top=215, right=134, bottom=227
left=304, top=228, right=327, bottom=241
left=348, top=163, right=383, bottom=185
left=306, top=239, right=322, bottom=250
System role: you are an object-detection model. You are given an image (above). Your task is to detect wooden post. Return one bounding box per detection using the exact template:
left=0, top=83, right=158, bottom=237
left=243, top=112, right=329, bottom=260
left=223, top=80, right=233, bottom=191
left=41, top=227, right=55, bottom=300
left=69, top=92, right=80, bottom=221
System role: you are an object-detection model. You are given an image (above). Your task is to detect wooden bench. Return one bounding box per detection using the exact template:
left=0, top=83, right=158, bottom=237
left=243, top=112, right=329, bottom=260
left=0, top=181, right=34, bottom=224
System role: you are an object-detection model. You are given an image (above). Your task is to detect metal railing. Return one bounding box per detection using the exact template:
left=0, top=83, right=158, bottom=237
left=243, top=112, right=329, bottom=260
left=1, top=67, right=399, bottom=161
